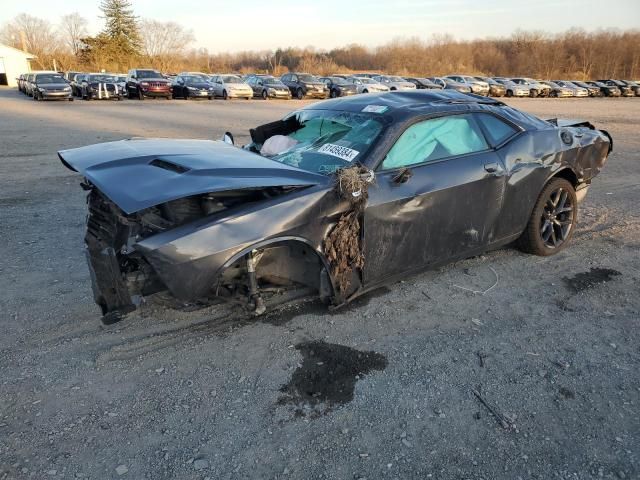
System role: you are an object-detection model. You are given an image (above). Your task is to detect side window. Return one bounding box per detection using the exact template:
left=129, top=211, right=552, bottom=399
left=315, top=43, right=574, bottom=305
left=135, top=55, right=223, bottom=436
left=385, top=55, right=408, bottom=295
left=474, top=113, right=519, bottom=147
left=291, top=75, right=298, bottom=82
left=380, top=115, right=489, bottom=171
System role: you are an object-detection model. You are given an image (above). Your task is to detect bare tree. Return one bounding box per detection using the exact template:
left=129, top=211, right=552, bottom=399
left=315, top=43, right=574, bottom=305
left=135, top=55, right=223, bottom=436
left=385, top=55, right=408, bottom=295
left=139, top=19, right=194, bottom=71
left=59, top=13, right=88, bottom=55
left=0, top=14, right=62, bottom=69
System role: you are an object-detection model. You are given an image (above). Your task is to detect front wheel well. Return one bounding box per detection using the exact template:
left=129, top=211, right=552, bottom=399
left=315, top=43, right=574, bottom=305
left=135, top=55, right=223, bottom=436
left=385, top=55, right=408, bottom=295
left=218, top=240, right=334, bottom=301
left=551, top=168, right=579, bottom=188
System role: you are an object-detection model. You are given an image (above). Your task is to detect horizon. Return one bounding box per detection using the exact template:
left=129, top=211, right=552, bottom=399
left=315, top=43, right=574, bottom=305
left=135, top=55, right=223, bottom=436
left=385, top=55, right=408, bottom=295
left=3, top=0, right=640, bottom=53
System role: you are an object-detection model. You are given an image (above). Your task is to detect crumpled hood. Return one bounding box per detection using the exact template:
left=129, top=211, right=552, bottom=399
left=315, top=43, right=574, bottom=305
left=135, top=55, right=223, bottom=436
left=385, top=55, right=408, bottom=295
left=59, top=139, right=324, bottom=214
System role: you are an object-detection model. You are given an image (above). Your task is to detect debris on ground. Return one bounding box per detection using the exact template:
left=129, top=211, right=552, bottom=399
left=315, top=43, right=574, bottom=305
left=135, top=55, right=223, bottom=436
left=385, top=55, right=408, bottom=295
left=472, top=388, right=516, bottom=430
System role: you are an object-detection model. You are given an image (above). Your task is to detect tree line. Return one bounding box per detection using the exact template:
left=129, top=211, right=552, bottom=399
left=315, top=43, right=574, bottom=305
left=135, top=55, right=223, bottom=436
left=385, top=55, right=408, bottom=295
left=1, top=1, right=638, bottom=80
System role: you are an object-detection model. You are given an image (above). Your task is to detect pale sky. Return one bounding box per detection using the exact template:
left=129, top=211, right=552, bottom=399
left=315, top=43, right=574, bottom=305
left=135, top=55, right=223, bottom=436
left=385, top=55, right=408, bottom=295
left=3, top=0, right=640, bottom=53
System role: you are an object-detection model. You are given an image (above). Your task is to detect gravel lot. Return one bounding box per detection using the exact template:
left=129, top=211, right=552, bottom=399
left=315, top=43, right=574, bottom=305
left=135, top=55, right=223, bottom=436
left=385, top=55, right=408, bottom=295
left=1, top=88, right=639, bottom=480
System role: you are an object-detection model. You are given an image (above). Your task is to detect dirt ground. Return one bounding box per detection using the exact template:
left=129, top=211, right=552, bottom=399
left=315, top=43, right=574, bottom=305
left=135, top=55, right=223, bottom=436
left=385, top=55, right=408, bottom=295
left=1, top=89, right=639, bottom=480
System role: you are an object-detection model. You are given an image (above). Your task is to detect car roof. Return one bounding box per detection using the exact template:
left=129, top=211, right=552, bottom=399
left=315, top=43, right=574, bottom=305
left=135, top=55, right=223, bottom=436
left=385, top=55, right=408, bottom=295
left=300, top=90, right=548, bottom=129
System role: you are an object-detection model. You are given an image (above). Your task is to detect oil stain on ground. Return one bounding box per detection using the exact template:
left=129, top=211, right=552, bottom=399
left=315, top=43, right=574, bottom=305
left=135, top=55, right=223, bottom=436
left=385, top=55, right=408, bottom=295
left=278, top=340, right=388, bottom=416
left=564, top=267, right=621, bottom=292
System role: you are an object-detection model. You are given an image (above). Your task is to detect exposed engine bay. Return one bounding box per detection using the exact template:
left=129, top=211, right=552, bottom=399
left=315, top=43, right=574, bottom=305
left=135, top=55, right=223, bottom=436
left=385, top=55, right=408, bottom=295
left=84, top=185, right=328, bottom=324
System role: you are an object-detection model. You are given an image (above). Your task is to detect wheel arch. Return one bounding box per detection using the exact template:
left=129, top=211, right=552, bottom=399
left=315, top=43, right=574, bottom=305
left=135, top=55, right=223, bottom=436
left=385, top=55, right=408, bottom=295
left=550, top=167, right=579, bottom=188
left=218, top=236, right=335, bottom=299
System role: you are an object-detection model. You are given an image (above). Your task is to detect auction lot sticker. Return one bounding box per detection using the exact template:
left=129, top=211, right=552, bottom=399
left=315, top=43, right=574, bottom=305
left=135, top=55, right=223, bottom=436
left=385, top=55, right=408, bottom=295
left=362, top=105, right=389, bottom=113
left=318, top=144, right=360, bottom=162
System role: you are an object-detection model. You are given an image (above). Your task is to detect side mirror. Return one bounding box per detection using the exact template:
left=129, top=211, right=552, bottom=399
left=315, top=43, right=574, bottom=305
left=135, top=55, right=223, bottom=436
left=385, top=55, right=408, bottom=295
left=222, top=132, right=234, bottom=145
left=131, top=75, right=137, bottom=80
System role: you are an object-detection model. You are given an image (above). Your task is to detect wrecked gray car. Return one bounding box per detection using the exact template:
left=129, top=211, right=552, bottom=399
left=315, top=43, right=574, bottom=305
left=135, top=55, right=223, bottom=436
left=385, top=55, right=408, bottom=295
left=59, top=90, right=612, bottom=324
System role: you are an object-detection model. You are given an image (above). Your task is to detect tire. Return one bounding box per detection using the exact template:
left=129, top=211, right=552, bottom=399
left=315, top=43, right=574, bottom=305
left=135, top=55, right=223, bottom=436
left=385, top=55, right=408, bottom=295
left=330, top=89, right=338, bottom=98
left=138, top=88, right=144, bottom=100
left=208, top=96, right=212, bottom=100
left=550, top=91, right=558, bottom=98
left=246, top=96, right=251, bottom=100
left=362, top=89, right=368, bottom=94
left=183, top=88, right=189, bottom=100
left=68, top=97, right=74, bottom=102
left=222, top=90, right=228, bottom=100
left=518, top=178, right=577, bottom=256
left=261, top=90, right=268, bottom=100
left=530, top=89, right=538, bottom=98
left=506, top=90, right=513, bottom=97
left=296, top=88, right=304, bottom=100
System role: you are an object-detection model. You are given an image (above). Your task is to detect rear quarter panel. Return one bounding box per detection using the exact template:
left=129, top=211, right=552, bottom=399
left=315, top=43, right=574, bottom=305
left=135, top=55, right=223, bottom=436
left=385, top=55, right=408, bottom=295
left=493, top=125, right=609, bottom=240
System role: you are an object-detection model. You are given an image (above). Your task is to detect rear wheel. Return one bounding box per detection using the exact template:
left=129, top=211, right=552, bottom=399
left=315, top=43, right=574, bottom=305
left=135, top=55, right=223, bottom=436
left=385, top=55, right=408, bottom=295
left=518, top=178, right=577, bottom=256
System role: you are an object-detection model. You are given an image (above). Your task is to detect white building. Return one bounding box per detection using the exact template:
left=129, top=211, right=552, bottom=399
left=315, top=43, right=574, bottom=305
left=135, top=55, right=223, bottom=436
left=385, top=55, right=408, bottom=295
left=0, top=43, right=36, bottom=87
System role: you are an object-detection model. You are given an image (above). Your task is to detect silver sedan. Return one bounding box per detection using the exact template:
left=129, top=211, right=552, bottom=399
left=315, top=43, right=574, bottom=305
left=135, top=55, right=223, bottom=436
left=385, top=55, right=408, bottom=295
left=347, top=76, right=390, bottom=94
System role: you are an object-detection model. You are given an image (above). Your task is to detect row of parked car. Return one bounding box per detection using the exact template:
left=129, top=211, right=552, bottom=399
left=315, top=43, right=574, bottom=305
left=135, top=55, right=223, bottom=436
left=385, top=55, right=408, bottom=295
left=16, top=69, right=640, bottom=102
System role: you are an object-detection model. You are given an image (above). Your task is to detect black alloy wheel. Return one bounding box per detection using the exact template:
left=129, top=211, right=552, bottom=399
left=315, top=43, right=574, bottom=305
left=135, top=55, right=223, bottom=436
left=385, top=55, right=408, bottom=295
left=518, top=178, right=577, bottom=256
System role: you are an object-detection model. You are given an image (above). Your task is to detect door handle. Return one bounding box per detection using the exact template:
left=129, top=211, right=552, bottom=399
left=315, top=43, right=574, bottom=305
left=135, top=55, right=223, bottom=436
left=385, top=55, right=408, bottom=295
left=484, top=162, right=500, bottom=173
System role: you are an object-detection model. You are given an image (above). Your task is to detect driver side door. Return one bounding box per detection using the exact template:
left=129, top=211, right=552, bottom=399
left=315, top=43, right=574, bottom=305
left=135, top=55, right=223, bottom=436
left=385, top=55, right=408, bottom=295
left=363, top=113, right=507, bottom=285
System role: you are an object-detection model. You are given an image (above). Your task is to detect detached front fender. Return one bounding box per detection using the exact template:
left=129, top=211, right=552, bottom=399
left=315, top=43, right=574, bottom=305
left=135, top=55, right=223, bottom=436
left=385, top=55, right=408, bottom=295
left=135, top=186, right=340, bottom=300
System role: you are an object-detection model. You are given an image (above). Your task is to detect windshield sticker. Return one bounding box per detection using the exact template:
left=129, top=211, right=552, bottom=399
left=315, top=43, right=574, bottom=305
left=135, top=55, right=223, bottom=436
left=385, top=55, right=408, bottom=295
left=317, top=144, right=360, bottom=162
left=362, top=105, right=388, bottom=113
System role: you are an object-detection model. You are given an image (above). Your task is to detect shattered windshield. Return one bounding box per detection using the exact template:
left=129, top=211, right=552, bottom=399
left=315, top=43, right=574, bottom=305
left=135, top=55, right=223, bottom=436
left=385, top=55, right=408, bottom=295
left=267, top=110, right=385, bottom=175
